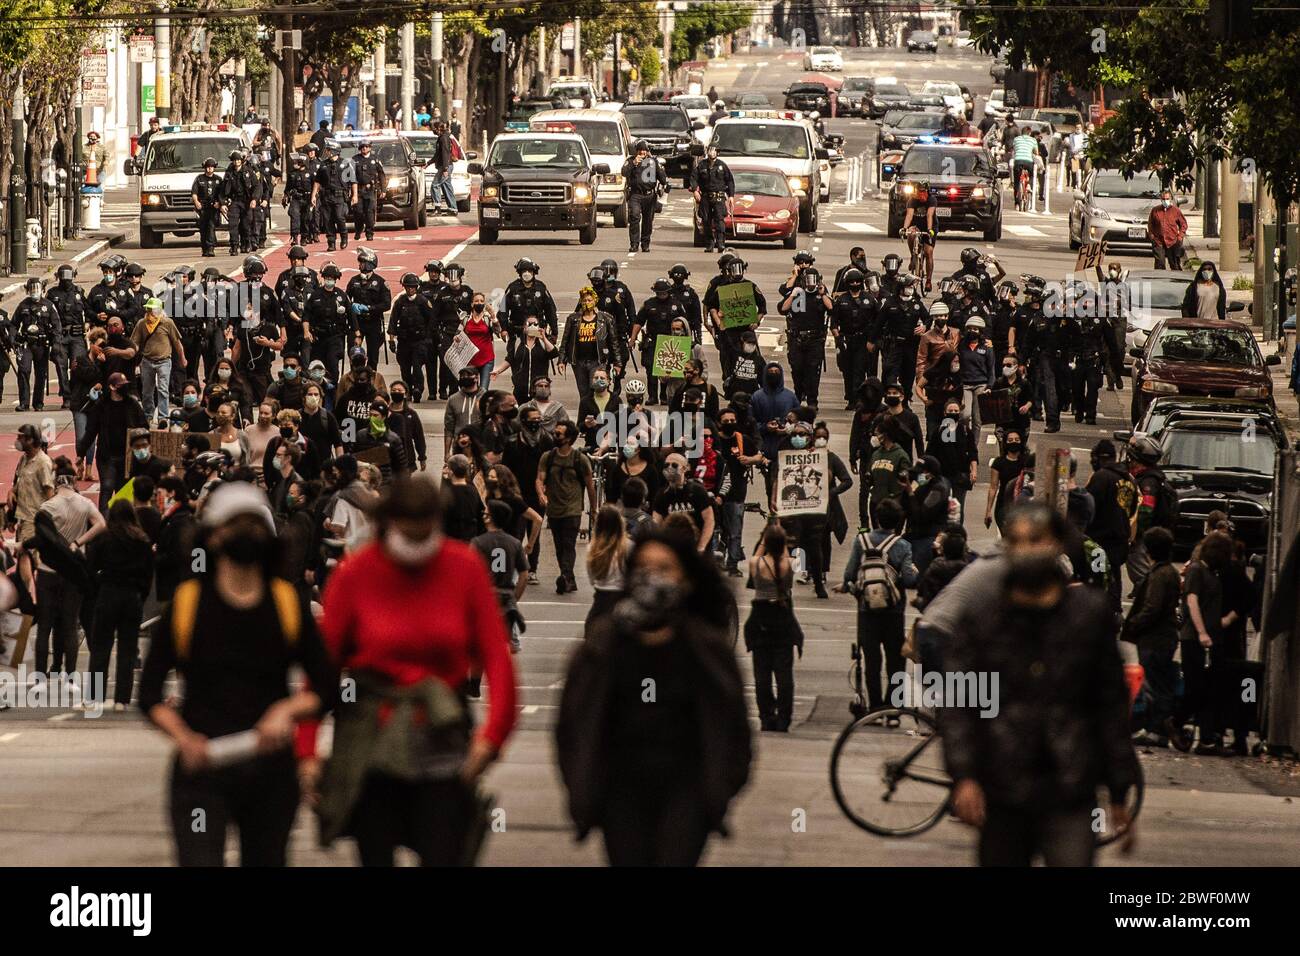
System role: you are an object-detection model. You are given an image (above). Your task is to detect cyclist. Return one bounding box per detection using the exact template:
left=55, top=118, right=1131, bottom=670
left=901, top=180, right=937, bottom=293
left=1011, top=127, right=1037, bottom=209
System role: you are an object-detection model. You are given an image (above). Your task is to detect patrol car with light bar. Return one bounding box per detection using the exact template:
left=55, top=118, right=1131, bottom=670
left=886, top=136, right=1005, bottom=242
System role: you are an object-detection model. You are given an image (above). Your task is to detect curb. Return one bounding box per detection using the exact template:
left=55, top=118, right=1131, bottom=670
left=0, top=230, right=128, bottom=307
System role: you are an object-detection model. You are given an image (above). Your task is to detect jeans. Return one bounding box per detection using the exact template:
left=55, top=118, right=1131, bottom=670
left=87, top=586, right=143, bottom=704
left=978, top=803, right=1096, bottom=866
left=1152, top=241, right=1184, bottom=270
left=907, top=534, right=935, bottom=577
left=35, top=572, right=84, bottom=673
left=73, top=408, right=96, bottom=466
left=720, top=501, right=746, bottom=568
left=140, top=356, right=172, bottom=420
left=549, top=514, right=581, bottom=583
left=857, top=608, right=906, bottom=710
left=169, top=751, right=300, bottom=866
left=962, top=384, right=987, bottom=430
left=751, top=641, right=795, bottom=730
left=432, top=170, right=457, bottom=210
left=476, top=360, right=494, bottom=393
left=1139, top=643, right=1178, bottom=733
left=96, top=456, right=125, bottom=512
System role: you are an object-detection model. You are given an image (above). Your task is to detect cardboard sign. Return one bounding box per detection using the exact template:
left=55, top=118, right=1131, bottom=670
left=1075, top=240, right=1106, bottom=273
left=651, top=334, right=693, bottom=378
left=717, top=281, right=760, bottom=329
left=775, top=447, right=828, bottom=516
left=1035, top=435, right=1073, bottom=517
left=443, top=330, right=479, bottom=376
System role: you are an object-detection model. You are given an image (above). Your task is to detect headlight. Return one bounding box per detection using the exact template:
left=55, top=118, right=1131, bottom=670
left=1141, top=379, right=1178, bottom=394
left=604, top=173, right=623, bottom=185
left=142, top=194, right=162, bottom=206
left=1235, top=385, right=1270, bottom=398
left=787, top=176, right=809, bottom=192
left=1089, top=206, right=1109, bottom=220
left=971, top=186, right=985, bottom=198
left=574, top=185, right=592, bottom=202
left=481, top=185, right=499, bottom=200
left=387, top=176, right=404, bottom=189
left=901, top=183, right=916, bottom=196
left=772, top=209, right=792, bottom=220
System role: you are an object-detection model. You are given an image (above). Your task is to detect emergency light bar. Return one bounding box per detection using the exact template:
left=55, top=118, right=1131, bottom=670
left=539, top=121, right=577, bottom=132
left=915, top=134, right=983, bottom=146
left=727, top=110, right=801, bottom=121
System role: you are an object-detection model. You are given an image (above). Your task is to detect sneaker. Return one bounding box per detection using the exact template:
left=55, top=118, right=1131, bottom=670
left=725, top=565, right=744, bottom=578
left=1131, top=730, right=1168, bottom=748
left=528, top=572, right=539, bottom=585
left=1163, top=717, right=1193, bottom=752
left=1194, top=741, right=1226, bottom=756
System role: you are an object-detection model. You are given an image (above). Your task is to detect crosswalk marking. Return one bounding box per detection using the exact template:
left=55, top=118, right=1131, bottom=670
left=1005, top=224, right=1049, bottom=238
left=834, top=221, right=882, bottom=234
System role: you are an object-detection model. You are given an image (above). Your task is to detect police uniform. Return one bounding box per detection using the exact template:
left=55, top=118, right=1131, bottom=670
left=251, top=137, right=281, bottom=245
left=221, top=162, right=262, bottom=254
left=427, top=281, right=463, bottom=399
left=172, top=288, right=209, bottom=390
left=633, top=294, right=687, bottom=403
left=191, top=169, right=224, bottom=255
left=48, top=278, right=89, bottom=374
left=14, top=295, right=60, bottom=410
left=279, top=275, right=315, bottom=366
left=303, top=152, right=322, bottom=242
left=313, top=156, right=353, bottom=250
left=502, top=278, right=557, bottom=358
left=86, top=278, right=134, bottom=331
left=780, top=281, right=832, bottom=406
left=1017, top=302, right=1062, bottom=431
left=692, top=156, right=735, bottom=251
left=1070, top=314, right=1121, bottom=425
left=305, top=282, right=351, bottom=383
left=283, top=164, right=314, bottom=246
left=235, top=300, right=281, bottom=402
left=388, top=291, right=437, bottom=401
left=352, top=151, right=386, bottom=241
left=670, top=279, right=703, bottom=344
left=346, top=269, right=393, bottom=367
left=830, top=289, right=877, bottom=402
left=622, top=153, right=667, bottom=252
left=878, top=289, right=927, bottom=398
left=0, top=308, right=12, bottom=401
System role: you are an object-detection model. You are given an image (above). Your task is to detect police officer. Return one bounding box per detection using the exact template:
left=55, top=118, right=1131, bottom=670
left=123, top=262, right=150, bottom=336
left=0, top=305, right=13, bottom=405
left=443, top=263, right=474, bottom=316
left=305, top=262, right=351, bottom=384
left=951, top=274, right=991, bottom=331
left=502, top=257, right=558, bottom=357
left=351, top=140, right=386, bottom=242
left=302, top=142, right=322, bottom=243
left=779, top=250, right=817, bottom=299
left=830, top=268, right=878, bottom=406
left=14, top=278, right=60, bottom=411
left=421, top=261, right=461, bottom=399
left=347, top=247, right=392, bottom=366
left=691, top=143, right=734, bottom=253
left=704, top=256, right=767, bottom=381
left=280, top=265, right=315, bottom=367
left=879, top=252, right=904, bottom=297
left=622, top=140, right=667, bottom=253
left=989, top=280, right=1019, bottom=367
left=667, top=263, right=703, bottom=345
left=275, top=245, right=317, bottom=303
left=311, top=140, right=357, bottom=252
left=779, top=266, right=833, bottom=406
left=588, top=265, right=634, bottom=352
left=220, top=149, right=261, bottom=256
left=1070, top=309, right=1122, bottom=425
left=233, top=256, right=284, bottom=402
left=387, top=273, right=437, bottom=402
left=878, top=271, right=928, bottom=399
left=1016, top=277, right=1062, bottom=433
left=833, top=247, right=876, bottom=295
left=630, top=278, right=687, bottom=404
left=191, top=157, right=224, bottom=257
left=197, top=266, right=232, bottom=374
left=48, top=264, right=89, bottom=372
left=943, top=247, right=1004, bottom=307
left=87, top=256, right=134, bottom=332
left=282, top=153, right=314, bottom=247
left=251, top=122, right=281, bottom=247
left=171, top=264, right=210, bottom=391
left=600, top=259, right=636, bottom=322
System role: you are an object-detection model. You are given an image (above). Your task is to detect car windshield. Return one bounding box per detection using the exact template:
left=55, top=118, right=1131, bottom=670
left=910, top=32, right=933, bottom=41
left=712, top=123, right=809, bottom=158
left=144, top=139, right=242, bottom=173
left=673, top=97, right=709, bottom=110
left=1129, top=278, right=1190, bottom=311
left=549, top=86, right=590, bottom=99
left=731, top=170, right=791, bottom=196
left=897, top=114, right=946, bottom=130
left=789, top=84, right=828, bottom=94
left=812, top=47, right=836, bottom=54
left=1033, top=110, right=1078, bottom=126
left=1092, top=172, right=1162, bottom=199
left=625, top=108, right=689, bottom=131
left=923, top=82, right=960, bottom=95
left=488, top=137, right=586, bottom=168
left=507, top=102, right=551, bottom=122
left=1153, top=326, right=1261, bottom=366
left=882, top=110, right=910, bottom=126
left=339, top=142, right=408, bottom=168
left=911, top=96, right=945, bottom=106
left=540, top=121, right=623, bottom=155
left=842, top=77, right=872, bottom=92
left=900, top=148, right=994, bottom=177
left=1161, top=429, right=1277, bottom=474
left=739, top=93, right=770, bottom=105
left=876, top=83, right=909, bottom=97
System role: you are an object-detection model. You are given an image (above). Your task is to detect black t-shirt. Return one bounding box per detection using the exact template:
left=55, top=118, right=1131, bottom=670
left=991, top=455, right=1025, bottom=514
left=653, top=481, right=712, bottom=531
left=444, top=483, right=486, bottom=542
left=715, top=430, right=755, bottom=503
left=573, top=315, right=599, bottom=362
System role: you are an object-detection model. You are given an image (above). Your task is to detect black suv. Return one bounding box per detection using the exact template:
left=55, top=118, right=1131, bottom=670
left=887, top=142, right=1004, bottom=242
left=623, top=102, right=701, bottom=177
left=784, top=82, right=831, bottom=114
left=468, top=133, right=608, bottom=245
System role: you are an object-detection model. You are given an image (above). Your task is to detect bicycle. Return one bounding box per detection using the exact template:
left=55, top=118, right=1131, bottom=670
left=829, top=705, right=1144, bottom=846
left=1015, top=167, right=1031, bottom=213
left=904, top=225, right=933, bottom=293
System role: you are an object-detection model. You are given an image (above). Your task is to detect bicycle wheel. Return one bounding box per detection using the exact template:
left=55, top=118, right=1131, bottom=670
left=830, top=706, right=952, bottom=837
left=1094, top=759, right=1144, bottom=847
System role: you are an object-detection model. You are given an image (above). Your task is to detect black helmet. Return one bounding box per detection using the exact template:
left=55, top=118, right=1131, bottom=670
left=793, top=251, right=815, bottom=266
left=842, top=268, right=865, bottom=286
left=174, top=264, right=195, bottom=281
left=515, top=257, right=539, bottom=275
left=289, top=245, right=308, bottom=261
left=587, top=266, right=606, bottom=284
left=203, top=156, right=217, bottom=169
left=357, top=139, right=371, bottom=150
left=124, top=262, right=146, bottom=278
left=600, top=258, right=619, bottom=278
left=717, top=251, right=737, bottom=270
left=323, top=138, right=340, bottom=151
left=292, top=266, right=311, bottom=282
left=725, top=257, right=747, bottom=277
left=882, top=253, right=902, bottom=273
left=1129, top=436, right=1163, bottom=466
left=321, top=263, right=342, bottom=280
left=425, top=259, right=443, bottom=275
left=357, top=248, right=378, bottom=268
left=669, top=263, right=689, bottom=280
left=201, top=266, right=223, bottom=282
left=998, top=281, right=1019, bottom=300
left=1025, top=276, right=1047, bottom=299
left=633, top=139, right=650, bottom=154
left=801, top=267, right=822, bottom=287
left=304, top=143, right=319, bottom=154
left=960, top=274, right=981, bottom=293
left=652, top=278, right=672, bottom=293
left=401, top=272, right=420, bottom=288
left=25, top=276, right=44, bottom=294
left=960, top=247, right=981, bottom=266
left=56, top=264, right=77, bottom=281
left=229, top=149, right=244, bottom=161
left=243, top=255, right=266, bottom=278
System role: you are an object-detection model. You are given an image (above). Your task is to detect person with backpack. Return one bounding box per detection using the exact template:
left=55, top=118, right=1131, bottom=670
left=1084, top=439, right=1139, bottom=610
left=900, top=455, right=951, bottom=575
left=1121, top=526, right=1183, bottom=748
left=744, top=522, right=803, bottom=732
left=1125, top=435, right=1178, bottom=591
left=837, top=498, right=918, bottom=717
left=537, top=420, right=597, bottom=594
left=139, top=482, right=339, bottom=866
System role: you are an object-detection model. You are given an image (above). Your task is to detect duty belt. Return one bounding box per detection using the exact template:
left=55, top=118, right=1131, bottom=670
left=707, top=191, right=728, bottom=201
left=791, top=329, right=826, bottom=343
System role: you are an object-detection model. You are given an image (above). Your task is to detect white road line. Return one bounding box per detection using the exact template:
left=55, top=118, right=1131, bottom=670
left=48, top=713, right=79, bottom=722
left=0, top=733, right=20, bottom=743
left=520, top=705, right=540, bottom=715
left=1004, top=224, right=1048, bottom=238
left=833, top=222, right=882, bottom=234
left=442, top=233, right=477, bottom=265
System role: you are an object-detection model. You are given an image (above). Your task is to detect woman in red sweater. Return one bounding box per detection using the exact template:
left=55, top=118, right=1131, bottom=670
left=464, top=291, right=504, bottom=393
left=298, top=476, right=518, bottom=865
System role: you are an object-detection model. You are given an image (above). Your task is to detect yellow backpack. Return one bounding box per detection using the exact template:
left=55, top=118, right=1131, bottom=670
left=170, top=578, right=301, bottom=660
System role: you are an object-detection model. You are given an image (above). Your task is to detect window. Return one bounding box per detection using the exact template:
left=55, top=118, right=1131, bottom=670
left=900, top=149, right=994, bottom=177
left=1092, top=172, right=1162, bottom=199
left=144, top=139, right=241, bottom=174
left=842, top=78, right=872, bottom=92
left=567, top=122, right=625, bottom=155
left=673, top=97, right=709, bottom=111
left=624, top=108, right=689, bottom=131
left=1161, top=429, right=1276, bottom=474
left=340, top=142, right=408, bottom=169
left=875, top=83, right=909, bottom=97
left=1152, top=326, right=1261, bottom=366
left=488, top=138, right=586, bottom=168
left=712, top=124, right=809, bottom=159
left=896, top=114, right=946, bottom=131
left=731, top=171, right=791, bottom=196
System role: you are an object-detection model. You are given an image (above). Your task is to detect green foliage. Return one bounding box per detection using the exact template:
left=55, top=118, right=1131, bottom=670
left=639, top=45, right=661, bottom=87
left=670, top=1, right=751, bottom=68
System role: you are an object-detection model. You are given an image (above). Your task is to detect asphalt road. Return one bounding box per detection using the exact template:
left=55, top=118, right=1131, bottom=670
left=3, top=47, right=1298, bottom=867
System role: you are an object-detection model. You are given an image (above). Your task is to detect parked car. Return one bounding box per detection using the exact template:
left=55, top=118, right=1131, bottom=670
left=1129, top=317, right=1282, bottom=422
left=784, top=82, right=833, bottom=114
left=1117, top=394, right=1285, bottom=447
left=1069, top=168, right=1177, bottom=251
left=505, top=98, right=560, bottom=132
left=805, top=45, right=844, bottom=71
left=867, top=80, right=911, bottom=119
left=693, top=163, right=799, bottom=249
left=984, top=88, right=1012, bottom=121
left=907, top=30, right=938, bottom=53
left=334, top=132, right=426, bottom=229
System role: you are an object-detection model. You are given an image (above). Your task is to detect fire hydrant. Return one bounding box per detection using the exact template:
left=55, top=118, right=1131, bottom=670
left=25, top=218, right=43, bottom=259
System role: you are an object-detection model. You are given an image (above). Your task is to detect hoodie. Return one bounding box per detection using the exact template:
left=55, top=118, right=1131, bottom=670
left=1181, top=263, right=1227, bottom=321
left=749, top=363, right=798, bottom=458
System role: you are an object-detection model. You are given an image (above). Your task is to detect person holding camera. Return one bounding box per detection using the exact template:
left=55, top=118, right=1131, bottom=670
left=778, top=266, right=833, bottom=407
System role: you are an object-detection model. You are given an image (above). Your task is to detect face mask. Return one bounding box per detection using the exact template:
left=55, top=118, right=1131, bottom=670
left=501, top=407, right=517, bottom=420
left=217, top=368, right=231, bottom=381
left=305, top=395, right=321, bottom=411
left=323, top=279, right=336, bottom=289
left=664, top=464, right=684, bottom=484
left=521, top=272, right=534, bottom=282
left=220, top=529, right=270, bottom=566
left=870, top=436, right=881, bottom=448
left=90, top=388, right=101, bottom=402
left=765, top=373, right=781, bottom=388
left=1003, top=366, right=1016, bottom=378
left=1162, top=199, right=1171, bottom=208
left=183, top=393, right=198, bottom=408
left=1006, top=442, right=1022, bottom=453
left=849, top=283, right=864, bottom=294
left=472, top=303, right=486, bottom=314
left=285, top=494, right=299, bottom=508
left=719, top=424, right=736, bottom=436
left=310, top=368, right=324, bottom=381
left=370, top=414, right=387, bottom=432
left=814, top=436, right=828, bottom=448
left=272, top=456, right=285, bottom=472
left=534, top=386, right=550, bottom=400
left=916, top=474, right=930, bottom=486
left=461, top=380, right=477, bottom=393
left=523, top=419, right=541, bottom=431
left=133, top=447, right=149, bottom=461
left=742, top=343, right=757, bottom=354
left=791, top=436, right=808, bottom=449
left=592, top=379, right=608, bottom=392
left=279, top=426, right=295, bottom=440
left=623, top=443, right=639, bottom=460
left=615, top=570, right=684, bottom=631
left=885, top=395, right=902, bottom=407
left=284, top=367, right=299, bottom=380
left=1201, top=270, right=1212, bottom=280
left=384, top=528, right=442, bottom=567
left=13, top=440, right=25, bottom=453
left=1008, top=551, right=1064, bottom=592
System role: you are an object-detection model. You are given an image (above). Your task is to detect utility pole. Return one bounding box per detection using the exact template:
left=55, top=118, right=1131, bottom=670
left=10, top=73, right=27, bottom=275
left=573, top=17, right=582, bottom=78
left=234, top=58, right=247, bottom=119
left=374, top=27, right=387, bottom=126
left=613, top=31, right=621, bottom=100
left=69, top=87, right=84, bottom=238
left=1220, top=156, right=1240, bottom=271
left=401, top=21, right=415, bottom=131
left=155, top=5, right=171, bottom=121
left=535, top=26, right=546, bottom=95
left=430, top=13, right=443, bottom=117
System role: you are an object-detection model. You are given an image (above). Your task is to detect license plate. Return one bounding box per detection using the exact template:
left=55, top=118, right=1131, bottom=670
left=735, top=223, right=756, bottom=235
left=1127, top=226, right=1146, bottom=238
left=935, top=207, right=952, bottom=218
left=482, top=207, right=500, bottom=219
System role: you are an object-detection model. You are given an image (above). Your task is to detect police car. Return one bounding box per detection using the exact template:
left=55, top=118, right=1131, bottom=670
left=332, top=131, right=427, bottom=229
left=702, top=111, right=829, bottom=234
left=123, top=123, right=251, bottom=248
left=886, top=136, right=1004, bottom=242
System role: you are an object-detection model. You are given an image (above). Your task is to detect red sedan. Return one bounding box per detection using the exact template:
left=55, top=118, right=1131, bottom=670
left=693, top=163, right=800, bottom=249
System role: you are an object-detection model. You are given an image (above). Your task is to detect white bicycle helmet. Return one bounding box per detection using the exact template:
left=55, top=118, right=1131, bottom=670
left=623, top=378, right=647, bottom=397
left=929, top=301, right=950, bottom=317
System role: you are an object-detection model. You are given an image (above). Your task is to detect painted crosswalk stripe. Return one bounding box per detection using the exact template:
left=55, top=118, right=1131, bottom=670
left=834, top=221, right=882, bottom=234
left=1005, top=224, right=1049, bottom=238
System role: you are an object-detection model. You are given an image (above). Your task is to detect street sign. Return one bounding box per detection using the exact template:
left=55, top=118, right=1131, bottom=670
left=141, top=85, right=156, bottom=115
left=561, top=23, right=575, bottom=51
left=129, top=35, right=155, bottom=63
left=275, top=29, right=302, bottom=50
left=80, top=48, right=109, bottom=107
left=294, top=86, right=304, bottom=109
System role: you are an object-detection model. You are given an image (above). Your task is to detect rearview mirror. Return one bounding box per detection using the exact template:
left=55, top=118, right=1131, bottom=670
left=1227, top=300, right=1246, bottom=312
left=691, top=119, right=705, bottom=130
left=1073, top=189, right=1086, bottom=202
left=1113, top=430, right=1132, bottom=442
left=466, top=151, right=478, bottom=160
left=689, top=142, right=705, bottom=157
left=1129, top=346, right=1145, bottom=359
left=467, top=162, right=483, bottom=175
left=124, top=158, right=139, bottom=176
left=591, top=163, right=610, bottom=175
left=815, top=148, right=829, bottom=160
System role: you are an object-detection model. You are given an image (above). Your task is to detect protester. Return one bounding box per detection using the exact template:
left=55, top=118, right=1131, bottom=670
left=86, top=501, right=154, bottom=710
left=584, top=503, right=630, bottom=632
left=744, top=522, right=803, bottom=732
